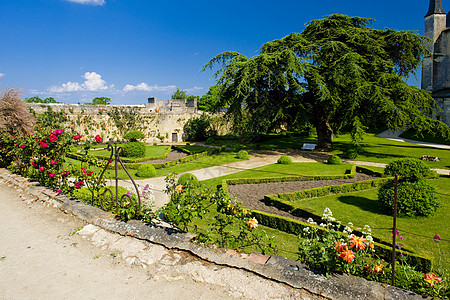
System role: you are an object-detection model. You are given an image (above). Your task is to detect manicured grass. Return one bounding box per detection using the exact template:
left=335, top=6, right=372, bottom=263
left=87, top=144, right=169, bottom=158
left=176, top=145, right=210, bottom=153
left=400, top=129, right=450, bottom=146
left=331, top=133, right=450, bottom=170
left=200, top=162, right=354, bottom=187
left=209, top=134, right=316, bottom=150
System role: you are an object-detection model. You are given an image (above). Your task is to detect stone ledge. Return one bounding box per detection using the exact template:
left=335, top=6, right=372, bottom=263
left=0, top=168, right=428, bottom=300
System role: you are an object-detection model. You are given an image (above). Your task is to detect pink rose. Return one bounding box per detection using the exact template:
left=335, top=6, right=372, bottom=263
left=48, top=173, right=55, bottom=178
left=39, top=166, right=45, bottom=172
left=73, top=134, right=82, bottom=141
left=56, top=189, right=62, bottom=193
left=40, top=140, right=48, bottom=148
left=20, top=144, right=26, bottom=149
left=95, top=135, right=102, bottom=143
left=50, top=160, right=56, bottom=166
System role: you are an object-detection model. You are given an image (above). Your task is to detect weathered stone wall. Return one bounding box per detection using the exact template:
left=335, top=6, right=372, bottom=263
left=27, top=103, right=201, bottom=143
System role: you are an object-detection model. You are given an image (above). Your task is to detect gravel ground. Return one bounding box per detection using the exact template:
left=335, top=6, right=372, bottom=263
left=228, top=173, right=375, bottom=222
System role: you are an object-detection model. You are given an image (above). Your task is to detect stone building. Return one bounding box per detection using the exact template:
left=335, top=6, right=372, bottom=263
left=422, top=0, right=450, bottom=126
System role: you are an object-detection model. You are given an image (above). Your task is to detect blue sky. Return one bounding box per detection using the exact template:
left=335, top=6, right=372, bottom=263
left=0, top=0, right=446, bottom=104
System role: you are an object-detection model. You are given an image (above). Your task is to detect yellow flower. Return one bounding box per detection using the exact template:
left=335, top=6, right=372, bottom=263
left=247, top=218, right=258, bottom=229
left=174, top=185, right=184, bottom=194
left=372, top=263, right=384, bottom=274
left=242, top=209, right=248, bottom=215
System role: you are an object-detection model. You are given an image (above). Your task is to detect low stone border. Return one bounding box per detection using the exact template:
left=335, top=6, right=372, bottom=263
left=0, top=168, right=427, bottom=300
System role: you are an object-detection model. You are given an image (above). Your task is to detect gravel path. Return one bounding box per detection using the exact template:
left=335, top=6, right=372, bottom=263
left=228, top=173, right=375, bottom=222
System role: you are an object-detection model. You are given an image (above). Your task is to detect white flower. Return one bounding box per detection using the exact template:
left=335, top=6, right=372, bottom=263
left=319, top=223, right=326, bottom=228
left=307, top=218, right=314, bottom=224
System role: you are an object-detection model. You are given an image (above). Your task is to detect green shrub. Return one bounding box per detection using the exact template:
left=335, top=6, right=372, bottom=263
left=183, top=114, right=216, bottom=141
left=384, top=158, right=434, bottom=182
left=205, top=137, right=215, bottom=145
left=177, top=173, right=199, bottom=187
left=236, top=150, right=249, bottom=160
left=123, top=130, right=145, bottom=142
left=123, top=141, right=145, bottom=157
left=153, top=142, right=157, bottom=146
left=344, top=148, right=358, bottom=159
left=186, top=142, right=190, bottom=146
left=378, top=179, right=440, bottom=217
left=327, top=155, right=342, bottom=165
left=277, top=155, right=292, bottom=164
left=136, top=164, right=156, bottom=177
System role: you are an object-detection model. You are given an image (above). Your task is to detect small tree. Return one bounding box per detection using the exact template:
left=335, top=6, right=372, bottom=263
left=25, top=96, right=60, bottom=104
left=86, top=97, right=111, bottom=105
left=171, top=87, right=187, bottom=99
left=183, top=114, right=215, bottom=141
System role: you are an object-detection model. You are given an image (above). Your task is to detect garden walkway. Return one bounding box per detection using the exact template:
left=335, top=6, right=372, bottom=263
left=376, top=129, right=450, bottom=150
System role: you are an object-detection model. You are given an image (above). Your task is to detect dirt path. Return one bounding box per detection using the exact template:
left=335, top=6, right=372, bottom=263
left=0, top=182, right=244, bottom=299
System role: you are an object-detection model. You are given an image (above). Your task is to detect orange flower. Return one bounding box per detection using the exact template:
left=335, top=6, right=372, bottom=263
left=369, top=242, right=374, bottom=249
left=334, top=242, right=347, bottom=252
left=340, top=248, right=355, bottom=263
left=174, top=185, right=184, bottom=194
left=247, top=218, right=258, bottom=229
left=242, top=208, right=248, bottom=215
left=423, top=273, right=442, bottom=286
left=350, top=235, right=367, bottom=250
left=372, top=263, right=384, bottom=274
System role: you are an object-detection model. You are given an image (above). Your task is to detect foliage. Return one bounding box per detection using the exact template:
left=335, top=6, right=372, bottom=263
left=205, top=137, right=215, bottom=145
left=378, top=179, right=440, bottom=217
left=384, top=158, right=435, bottom=182
left=122, top=141, right=146, bottom=157
left=25, top=96, right=60, bottom=103
left=106, top=106, right=144, bottom=137
left=202, top=14, right=450, bottom=149
left=85, top=97, right=111, bottom=105
left=171, top=87, right=187, bottom=99
left=197, top=85, right=222, bottom=112
left=135, top=164, right=156, bottom=178
left=0, top=87, right=35, bottom=136
left=123, top=130, right=145, bottom=142
left=277, top=155, right=292, bottom=164
left=236, top=150, right=249, bottom=160
left=177, top=173, right=199, bottom=187
left=183, top=114, right=216, bottom=141
left=33, top=106, right=67, bottom=130
left=327, top=155, right=342, bottom=165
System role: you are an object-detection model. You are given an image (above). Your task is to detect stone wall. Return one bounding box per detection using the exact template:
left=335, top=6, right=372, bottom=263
left=27, top=103, right=201, bottom=143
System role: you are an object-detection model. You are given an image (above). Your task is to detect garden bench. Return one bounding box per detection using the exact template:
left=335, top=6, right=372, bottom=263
left=301, top=143, right=316, bottom=150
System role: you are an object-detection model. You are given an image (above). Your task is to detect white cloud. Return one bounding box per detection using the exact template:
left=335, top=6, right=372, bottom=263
left=49, top=72, right=113, bottom=93
left=0, top=73, right=4, bottom=79
left=66, top=0, right=105, bottom=6
left=123, top=83, right=177, bottom=93
left=185, top=86, right=204, bottom=94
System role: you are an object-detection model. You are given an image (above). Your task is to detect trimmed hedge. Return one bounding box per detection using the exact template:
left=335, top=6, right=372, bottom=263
left=236, top=150, right=249, bottom=160
left=177, top=173, right=199, bottom=187
left=123, top=142, right=145, bottom=157
left=327, top=154, right=342, bottom=165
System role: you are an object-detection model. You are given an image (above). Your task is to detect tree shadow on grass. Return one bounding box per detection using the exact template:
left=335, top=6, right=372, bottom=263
left=337, top=195, right=389, bottom=216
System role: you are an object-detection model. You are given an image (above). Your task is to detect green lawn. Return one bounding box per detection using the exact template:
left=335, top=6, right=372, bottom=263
left=331, top=133, right=450, bottom=170
left=201, top=162, right=354, bottom=187
left=400, top=129, right=450, bottom=146
left=87, top=144, right=169, bottom=158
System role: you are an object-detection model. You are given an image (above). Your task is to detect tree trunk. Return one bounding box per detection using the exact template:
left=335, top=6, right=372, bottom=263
left=314, top=105, right=333, bottom=150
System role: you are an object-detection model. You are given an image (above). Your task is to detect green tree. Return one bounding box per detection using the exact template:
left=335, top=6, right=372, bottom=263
left=202, top=14, right=450, bottom=149
left=85, top=97, right=111, bottom=105
left=171, top=87, right=187, bottom=99
left=198, top=85, right=222, bottom=112
left=25, top=96, right=60, bottom=104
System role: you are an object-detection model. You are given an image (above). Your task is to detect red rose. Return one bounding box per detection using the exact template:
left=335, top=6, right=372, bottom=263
left=73, top=134, right=82, bottom=141
left=95, top=135, right=102, bottom=143
left=40, top=141, right=48, bottom=148
left=48, top=173, right=55, bottom=178
left=49, top=135, right=57, bottom=143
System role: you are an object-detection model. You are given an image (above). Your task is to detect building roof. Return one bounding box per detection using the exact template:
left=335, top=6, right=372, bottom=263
left=425, top=0, right=447, bottom=17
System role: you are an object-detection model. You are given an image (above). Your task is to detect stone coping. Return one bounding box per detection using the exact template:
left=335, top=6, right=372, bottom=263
left=0, top=168, right=427, bottom=300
